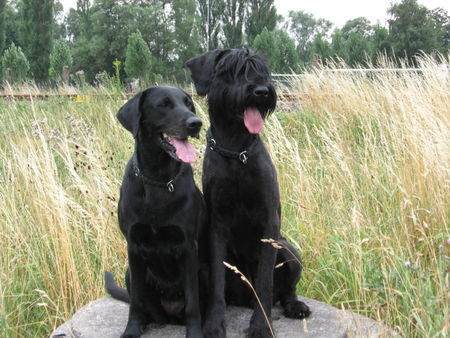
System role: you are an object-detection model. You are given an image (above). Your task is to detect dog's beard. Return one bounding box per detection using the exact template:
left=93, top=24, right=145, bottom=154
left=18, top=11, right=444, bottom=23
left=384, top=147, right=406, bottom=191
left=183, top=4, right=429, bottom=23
left=244, top=107, right=264, bottom=134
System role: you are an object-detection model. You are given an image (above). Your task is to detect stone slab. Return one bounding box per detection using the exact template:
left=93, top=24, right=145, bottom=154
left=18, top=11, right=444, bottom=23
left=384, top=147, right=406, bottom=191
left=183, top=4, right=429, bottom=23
left=51, top=296, right=396, bottom=337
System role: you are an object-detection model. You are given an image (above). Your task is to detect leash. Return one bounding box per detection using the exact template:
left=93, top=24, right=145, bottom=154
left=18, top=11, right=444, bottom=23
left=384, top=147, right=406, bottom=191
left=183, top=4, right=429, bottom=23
left=206, top=128, right=259, bottom=164
left=132, top=156, right=183, bottom=192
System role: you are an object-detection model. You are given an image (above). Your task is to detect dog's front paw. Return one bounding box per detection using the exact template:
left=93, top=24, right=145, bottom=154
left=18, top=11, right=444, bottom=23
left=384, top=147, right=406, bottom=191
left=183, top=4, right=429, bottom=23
left=186, top=325, right=203, bottom=338
left=120, top=323, right=144, bottom=338
left=283, top=300, right=311, bottom=319
left=246, top=324, right=273, bottom=338
left=203, top=318, right=226, bottom=338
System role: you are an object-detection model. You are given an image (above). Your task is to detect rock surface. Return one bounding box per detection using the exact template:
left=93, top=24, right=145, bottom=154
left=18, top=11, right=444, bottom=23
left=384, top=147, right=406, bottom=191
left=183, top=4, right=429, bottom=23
left=51, top=296, right=396, bottom=337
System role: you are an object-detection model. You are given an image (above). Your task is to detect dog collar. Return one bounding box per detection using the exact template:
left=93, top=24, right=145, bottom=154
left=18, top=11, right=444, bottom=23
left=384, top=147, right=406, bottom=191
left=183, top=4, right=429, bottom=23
left=132, top=157, right=182, bottom=192
left=206, top=128, right=259, bottom=164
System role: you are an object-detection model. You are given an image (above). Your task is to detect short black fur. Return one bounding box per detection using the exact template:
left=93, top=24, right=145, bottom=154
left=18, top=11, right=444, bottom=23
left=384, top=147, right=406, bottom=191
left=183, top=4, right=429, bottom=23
left=186, top=49, right=311, bottom=338
left=105, top=86, right=207, bottom=338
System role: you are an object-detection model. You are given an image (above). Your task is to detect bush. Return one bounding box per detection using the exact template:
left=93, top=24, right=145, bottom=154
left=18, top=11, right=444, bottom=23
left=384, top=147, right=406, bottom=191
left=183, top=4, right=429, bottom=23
left=124, top=30, right=153, bottom=82
left=252, top=28, right=299, bottom=73
left=2, top=43, right=30, bottom=83
left=49, top=38, right=73, bottom=79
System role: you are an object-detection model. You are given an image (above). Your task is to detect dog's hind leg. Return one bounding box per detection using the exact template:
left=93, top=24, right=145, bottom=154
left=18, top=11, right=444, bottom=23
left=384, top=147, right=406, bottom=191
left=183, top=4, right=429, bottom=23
left=274, top=239, right=311, bottom=319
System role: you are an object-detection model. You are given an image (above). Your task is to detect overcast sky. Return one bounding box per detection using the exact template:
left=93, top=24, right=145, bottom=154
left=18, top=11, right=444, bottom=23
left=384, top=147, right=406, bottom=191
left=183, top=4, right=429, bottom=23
left=59, top=0, right=450, bottom=28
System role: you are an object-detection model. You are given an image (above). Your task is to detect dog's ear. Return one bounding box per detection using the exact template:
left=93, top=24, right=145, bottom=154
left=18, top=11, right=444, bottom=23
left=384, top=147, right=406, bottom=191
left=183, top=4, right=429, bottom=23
left=116, top=89, right=149, bottom=137
left=185, top=49, right=229, bottom=96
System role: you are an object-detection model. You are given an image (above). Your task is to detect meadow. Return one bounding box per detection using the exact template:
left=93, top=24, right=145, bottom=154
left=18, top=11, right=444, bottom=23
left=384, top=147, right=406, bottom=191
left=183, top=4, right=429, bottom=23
left=0, top=56, right=448, bottom=337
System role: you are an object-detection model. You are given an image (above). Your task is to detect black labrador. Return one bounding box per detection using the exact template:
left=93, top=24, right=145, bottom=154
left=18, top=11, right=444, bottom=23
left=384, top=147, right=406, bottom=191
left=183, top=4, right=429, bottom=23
left=105, top=86, right=206, bottom=338
left=186, top=49, right=311, bottom=338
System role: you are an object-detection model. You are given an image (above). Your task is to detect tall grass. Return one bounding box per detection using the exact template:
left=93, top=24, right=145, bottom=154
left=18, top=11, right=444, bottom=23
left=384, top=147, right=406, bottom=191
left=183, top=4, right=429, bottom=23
left=265, top=55, right=449, bottom=337
left=0, top=56, right=448, bottom=337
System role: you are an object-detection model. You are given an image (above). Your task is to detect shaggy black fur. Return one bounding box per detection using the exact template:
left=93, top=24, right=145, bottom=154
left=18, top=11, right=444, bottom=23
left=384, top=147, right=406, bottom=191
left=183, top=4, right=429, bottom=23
left=105, top=86, right=207, bottom=338
left=186, top=49, right=311, bottom=338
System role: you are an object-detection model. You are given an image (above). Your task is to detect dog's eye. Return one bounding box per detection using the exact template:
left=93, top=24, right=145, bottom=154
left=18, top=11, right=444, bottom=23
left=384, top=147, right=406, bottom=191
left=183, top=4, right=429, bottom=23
left=184, top=97, right=193, bottom=109
left=158, top=98, right=171, bottom=108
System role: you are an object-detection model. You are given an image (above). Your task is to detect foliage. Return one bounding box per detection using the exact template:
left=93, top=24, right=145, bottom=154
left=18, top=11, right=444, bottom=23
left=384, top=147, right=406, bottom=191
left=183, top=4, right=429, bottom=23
left=124, top=31, right=153, bottom=82
left=286, top=10, right=332, bottom=66
left=341, top=17, right=373, bottom=39
left=19, top=0, right=53, bottom=82
left=3, top=0, right=20, bottom=49
left=311, top=34, right=332, bottom=62
left=53, top=1, right=66, bottom=40
left=0, top=0, right=6, bottom=55
left=245, top=0, right=279, bottom=44
left=1, top=42, right=30, bottom=82
left=221, top=0, right=245, bottom=48
left=252, top=28, right=298, bottom=73
left=171, top=0, right=202, bottom=76
left=197, top=0, right=223, bottom=50
left=49, top=38, right=73, bottom=79
left=388, top=0, right=447, bottom=61
left=1, top=0, right=449, bottom=83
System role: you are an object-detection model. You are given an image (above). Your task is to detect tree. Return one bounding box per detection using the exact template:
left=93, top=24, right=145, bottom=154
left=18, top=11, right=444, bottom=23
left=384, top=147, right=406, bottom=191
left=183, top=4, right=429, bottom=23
left=2, top=42, right=30, bottom=82
left=341, top=17, right=373, bottom=39
left=19, top=0, right=54, bottom=82
left=0, top=0, right=6, bottom=55
left=197, top=0, right=223, bottom=50
left=171, top=0, right=202, bottom=75
left=371, top=25, right=391, bottom=58
left=252, top=28, right=299, bottom=73
left=3, top=0, right=20, bottom=54
left=65, top=0, right=92, bottom=41
left=311, top=34, right=332, bottom=61
left=286, top=10, right=332, bottom=65
left=49, top=38, right=73, bottom=79
left=345, top=32, right=372, bottom=66
left=246, top=0, right=279, bottom=44
left=338, top=17, right=375, bottom=65
left=330, top=29, right=347, bottom=61
left=388, top=0, right=444, bottom=61
left=431, top=8, right=450, bottom=51
left=221, top=0, right=245, bottom=48
left=124, top=31, right=153, bottom=82
left=53, top=1, right=67, bottom=40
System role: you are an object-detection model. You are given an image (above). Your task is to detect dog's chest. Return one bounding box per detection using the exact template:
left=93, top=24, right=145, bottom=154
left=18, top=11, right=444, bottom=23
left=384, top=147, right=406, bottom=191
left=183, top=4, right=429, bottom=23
left=129, top=223, right=186, bottom=282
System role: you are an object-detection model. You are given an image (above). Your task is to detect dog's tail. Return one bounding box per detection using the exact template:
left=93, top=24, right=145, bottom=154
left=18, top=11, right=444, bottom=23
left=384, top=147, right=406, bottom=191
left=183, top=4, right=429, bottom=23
left=104, top=271, right=130, bottom=303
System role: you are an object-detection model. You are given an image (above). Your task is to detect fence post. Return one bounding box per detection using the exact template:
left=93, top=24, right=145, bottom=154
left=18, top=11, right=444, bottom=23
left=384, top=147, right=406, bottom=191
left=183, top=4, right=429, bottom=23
left=62, top=66, right=70, bottom=86
left=312, top=54, right=322, bottom=69
left=4, top=68, right=12, bottom=84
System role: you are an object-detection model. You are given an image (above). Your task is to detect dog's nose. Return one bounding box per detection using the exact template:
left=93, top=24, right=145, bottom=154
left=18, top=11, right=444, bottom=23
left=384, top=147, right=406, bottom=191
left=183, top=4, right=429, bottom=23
left=253, top=86, right=269, bottom=97
left=186, top=116, right=202, bottom=131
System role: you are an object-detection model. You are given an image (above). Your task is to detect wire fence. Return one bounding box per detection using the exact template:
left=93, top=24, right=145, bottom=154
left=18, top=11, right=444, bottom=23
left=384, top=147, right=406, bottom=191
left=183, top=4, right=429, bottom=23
left=1, top=66, right=448, bottom=102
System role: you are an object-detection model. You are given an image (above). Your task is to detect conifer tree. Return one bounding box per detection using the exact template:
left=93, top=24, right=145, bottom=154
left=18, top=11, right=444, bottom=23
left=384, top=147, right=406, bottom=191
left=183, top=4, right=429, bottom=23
left=124, top=31, right=153, bottom=82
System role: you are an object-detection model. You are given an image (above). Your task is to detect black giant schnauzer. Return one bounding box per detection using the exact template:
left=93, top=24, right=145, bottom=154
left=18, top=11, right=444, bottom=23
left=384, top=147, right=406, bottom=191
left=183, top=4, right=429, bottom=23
left=186, top=49, right=311, bottom=338
left=105, top=86, right=207, bottom=338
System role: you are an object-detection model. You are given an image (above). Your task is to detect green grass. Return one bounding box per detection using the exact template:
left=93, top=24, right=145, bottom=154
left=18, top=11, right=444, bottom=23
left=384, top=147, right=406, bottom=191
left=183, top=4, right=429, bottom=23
left=1, top=57, right=449, bottom=337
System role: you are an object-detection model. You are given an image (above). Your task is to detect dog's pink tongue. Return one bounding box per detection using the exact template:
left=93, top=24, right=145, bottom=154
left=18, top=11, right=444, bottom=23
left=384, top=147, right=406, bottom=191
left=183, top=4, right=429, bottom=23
left=168, top=137, right=197, bottom=163
left=244, top=107, right=264, bottom=134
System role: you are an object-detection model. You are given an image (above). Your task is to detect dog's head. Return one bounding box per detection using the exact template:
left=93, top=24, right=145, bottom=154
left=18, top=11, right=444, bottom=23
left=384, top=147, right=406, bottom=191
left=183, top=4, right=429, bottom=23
left=186, top=48, right=276, bottom=134
left=117, top=86, right=202, bottom=163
